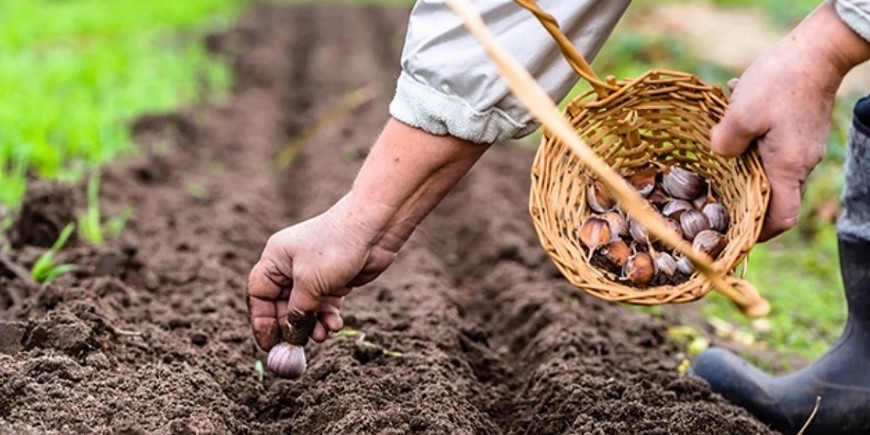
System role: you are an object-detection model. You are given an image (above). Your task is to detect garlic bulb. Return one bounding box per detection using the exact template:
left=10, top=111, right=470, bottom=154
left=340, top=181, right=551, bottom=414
left=702, top=202, right=729, bottom=233
left=662, top=166, right=706, bottom=200
left=680, top=209, right=710, bottom=240
left=600, top=211, right=628, bottom=239
left=579, top=217, right=612, bottom=251
left=587, top=181, right=615, bottom=213
left=623, top=252, right=654, bottom=285
left=602, top=240, right=630, bottom=268
left=693, top=230, right=727, bottom=258
left=268, top=342, right=307, bottom=379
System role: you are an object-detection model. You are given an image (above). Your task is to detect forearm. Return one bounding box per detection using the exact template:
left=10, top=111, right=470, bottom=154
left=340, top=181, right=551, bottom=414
left=346, top=118, right=489, bottom=252
left=796, top=3, right=870, bottom=79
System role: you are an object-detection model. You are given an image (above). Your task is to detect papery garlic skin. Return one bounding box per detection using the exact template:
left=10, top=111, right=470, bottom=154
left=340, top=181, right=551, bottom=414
left=702, top=203, right=730, bottom=233
left=268, top=342, right=307, bottom=379
left=680, top=209, right=710, bottom=240
left=676, top=256, right=695, bottom=275
left=662, top=167, right=705, bottom=200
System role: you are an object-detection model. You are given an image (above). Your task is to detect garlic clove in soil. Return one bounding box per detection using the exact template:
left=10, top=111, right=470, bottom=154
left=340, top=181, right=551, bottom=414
left=623, top=252, right=655, bottom=285
left=268, top=342, right=307, bottom=379
left=662, top=166, right=706, bottom=200
left=587, top=181, right=616, bottom=213
left=702, top=202, right=729, bottom=233
left=600, top=211, right=628, bottom=239
left=679, top=209, right=710, bottom=240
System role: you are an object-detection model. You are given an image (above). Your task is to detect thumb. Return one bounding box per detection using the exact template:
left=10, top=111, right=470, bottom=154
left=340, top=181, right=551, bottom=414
left=282, top=277, right=320, bottom=346
left=710, top=105, right=767, bottom=158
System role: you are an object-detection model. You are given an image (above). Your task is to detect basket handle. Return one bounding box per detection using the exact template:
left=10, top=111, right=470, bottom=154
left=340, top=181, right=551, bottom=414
left=512, top=0, right=618, bottom=98
left=445, top=0, right=770, bottom=317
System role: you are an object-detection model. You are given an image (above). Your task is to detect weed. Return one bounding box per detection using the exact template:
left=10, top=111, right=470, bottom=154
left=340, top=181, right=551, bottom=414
left=78, top=173, right=133, bottom=245
left=254, top=359, right=265, bottom=383
left=31, top=223, right=76, bottom=285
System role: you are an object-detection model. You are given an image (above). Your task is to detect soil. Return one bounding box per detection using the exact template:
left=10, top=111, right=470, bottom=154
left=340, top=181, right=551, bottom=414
left=0, top=3, right=780, bottom=435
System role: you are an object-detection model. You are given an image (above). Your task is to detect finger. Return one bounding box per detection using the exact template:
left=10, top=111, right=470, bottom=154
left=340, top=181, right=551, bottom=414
left=247, top=261, right=292, bottom=350
left=318, top=296, right=344, bottom=332
left=311, top=321, right=328, bottom=343
left=727, top=78, right=739, bottom=93
left=282, top=275, right=321, bottom=346
left=758, top=176, right=802, bottom=242
left=710, top=108, right=766, bottom=158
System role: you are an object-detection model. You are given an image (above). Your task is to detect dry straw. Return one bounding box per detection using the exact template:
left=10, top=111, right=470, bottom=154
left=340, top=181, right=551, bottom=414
left=445, top=0, right=771, bottom=316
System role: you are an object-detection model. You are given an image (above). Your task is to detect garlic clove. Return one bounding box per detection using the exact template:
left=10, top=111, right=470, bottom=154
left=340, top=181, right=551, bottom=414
left=702, top=202, right=730, bottom=233
left=628, top=216, right=649, bottom=245
left=600, top=211, right=628, bottom=239
left=602, top=240, right=630, bottom=268
left=586, top=180, right=615, bottom=213
left=579, top=217, right=612, bottom=251
left=676, top=256, right=695, bottom=275
left=664, top=218, right=684, bottom=241
left=692, top=230, right=727, bottom=258
left=648, top=185, right=670, bottom=209
left=268, top=342, right=307, bottom=379
left=652, top=252, right=677, bottom=277
left=662, top=199, right=694, bottom=219
left=624, top=168, right=658, bottom=197
left=623, top=252, right=655, bottom=285
left=662, top=166, right=706, bottom=200
left=680, top=209, right=710, bottom=240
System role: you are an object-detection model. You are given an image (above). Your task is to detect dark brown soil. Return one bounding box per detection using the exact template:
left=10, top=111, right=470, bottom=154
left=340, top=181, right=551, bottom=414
left=0, top=3, right=780, bottom=434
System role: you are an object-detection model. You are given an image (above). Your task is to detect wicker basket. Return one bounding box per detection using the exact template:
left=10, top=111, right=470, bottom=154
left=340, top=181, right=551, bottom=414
left=513, top=0, right=771, bottom=313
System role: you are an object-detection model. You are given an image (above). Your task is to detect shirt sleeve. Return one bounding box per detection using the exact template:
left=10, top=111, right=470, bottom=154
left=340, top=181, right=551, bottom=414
left=830, top=0, right=870, bottom=43
left=389, top=0, right=630, bottom=144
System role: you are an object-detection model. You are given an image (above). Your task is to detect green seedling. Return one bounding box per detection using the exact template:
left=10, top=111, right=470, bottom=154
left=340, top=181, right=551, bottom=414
left=185, top=182, right=208, bottom=200
left=254, top=359, right=265, bottom=383
left=78, top=173, right=133, bottom=245
left=31, top=223, right=76, bottom=285
left=333, top=328, right=403, bottom=358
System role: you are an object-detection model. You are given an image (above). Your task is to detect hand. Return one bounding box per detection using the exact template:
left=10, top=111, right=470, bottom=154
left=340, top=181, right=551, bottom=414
left=247, top=119, right=487, bottom=355
left=710, top=3, right=870, bottom=241
left=247, top=196, right=397, bottom=350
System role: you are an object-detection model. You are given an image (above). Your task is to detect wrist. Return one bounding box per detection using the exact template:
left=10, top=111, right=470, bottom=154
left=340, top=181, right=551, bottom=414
left=796, top=3, right=870, bottom=78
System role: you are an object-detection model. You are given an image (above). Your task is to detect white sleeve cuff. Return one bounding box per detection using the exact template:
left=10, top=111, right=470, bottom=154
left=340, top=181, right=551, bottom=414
left=831, top=0, right=870, bottom=43
left=389, top=71, right=537, bottom=144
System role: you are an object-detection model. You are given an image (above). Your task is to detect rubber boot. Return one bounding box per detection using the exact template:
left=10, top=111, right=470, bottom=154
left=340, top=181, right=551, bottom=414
left=691, top=97, right=870, bottom=435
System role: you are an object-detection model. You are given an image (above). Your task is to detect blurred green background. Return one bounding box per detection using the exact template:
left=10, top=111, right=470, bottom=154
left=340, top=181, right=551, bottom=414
left=1, top=0, right=863, bottom=363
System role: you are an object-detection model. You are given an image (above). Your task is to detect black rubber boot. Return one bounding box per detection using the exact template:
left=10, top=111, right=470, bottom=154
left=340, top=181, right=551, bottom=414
left=692, top=235, right=870, bottom=434
left=692, top=96, right=870, bottom=434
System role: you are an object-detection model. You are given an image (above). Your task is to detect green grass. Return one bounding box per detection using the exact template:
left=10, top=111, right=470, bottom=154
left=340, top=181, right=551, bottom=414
left=0, top=0, right=242, bottom=207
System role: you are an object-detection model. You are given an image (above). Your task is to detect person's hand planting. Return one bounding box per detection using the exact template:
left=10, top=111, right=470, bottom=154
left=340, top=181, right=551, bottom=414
left=247, top=119, right=487, bottom=378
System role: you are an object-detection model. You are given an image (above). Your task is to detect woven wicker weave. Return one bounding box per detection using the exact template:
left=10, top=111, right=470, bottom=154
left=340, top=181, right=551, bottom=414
left=516, top=0, right=771, bottom=310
